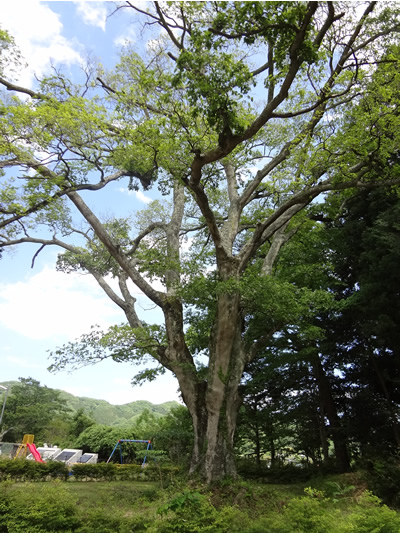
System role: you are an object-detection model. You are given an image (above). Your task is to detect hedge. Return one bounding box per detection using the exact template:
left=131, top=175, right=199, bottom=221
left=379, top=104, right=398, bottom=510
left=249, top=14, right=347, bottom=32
left=0, top=458, right=180, bottom=482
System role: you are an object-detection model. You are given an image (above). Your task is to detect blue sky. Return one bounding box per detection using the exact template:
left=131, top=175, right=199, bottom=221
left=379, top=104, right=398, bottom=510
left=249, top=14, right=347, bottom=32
left=0, top=1, right=181, bottom=405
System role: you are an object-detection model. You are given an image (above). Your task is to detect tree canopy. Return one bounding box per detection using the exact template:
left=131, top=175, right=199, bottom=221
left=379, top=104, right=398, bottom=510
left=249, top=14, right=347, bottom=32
left=0, top=378, right=70, bottom=444
left=1, top=2, right=400, bottom=481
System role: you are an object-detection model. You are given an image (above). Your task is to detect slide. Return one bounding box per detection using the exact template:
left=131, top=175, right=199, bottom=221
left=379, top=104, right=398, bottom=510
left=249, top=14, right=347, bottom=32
left=27, top=443, right=44, bottom=463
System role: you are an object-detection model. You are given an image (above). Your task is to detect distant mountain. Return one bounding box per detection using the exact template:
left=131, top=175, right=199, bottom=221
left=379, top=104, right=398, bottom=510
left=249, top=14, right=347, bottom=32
left=0, top=381, right=180, bottom=427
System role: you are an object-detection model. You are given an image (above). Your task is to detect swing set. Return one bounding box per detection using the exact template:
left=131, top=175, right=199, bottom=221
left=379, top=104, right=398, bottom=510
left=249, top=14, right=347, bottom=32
left=106, top=439, right=152, bottom=466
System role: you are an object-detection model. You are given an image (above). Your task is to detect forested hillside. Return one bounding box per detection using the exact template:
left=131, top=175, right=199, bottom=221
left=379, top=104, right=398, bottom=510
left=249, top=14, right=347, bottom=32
left=0, top=380, right=179, bottom=426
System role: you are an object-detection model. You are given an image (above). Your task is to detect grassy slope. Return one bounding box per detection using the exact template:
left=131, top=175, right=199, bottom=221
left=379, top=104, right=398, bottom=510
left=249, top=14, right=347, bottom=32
left=3, top=474, right=400, bottom=533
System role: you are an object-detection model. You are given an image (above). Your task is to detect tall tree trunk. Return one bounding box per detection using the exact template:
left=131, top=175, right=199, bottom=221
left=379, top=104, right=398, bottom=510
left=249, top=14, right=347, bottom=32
left=254, top=418, right=262, bottom=466
left=318, top=406, right=330, bottom=465
left=270, top=436, right=276, bottom=468
left=370, top=354, right=400, bottom=447
left=313, top=355, right=351, bottom=473
left=183, top=288, right=246, bottom=481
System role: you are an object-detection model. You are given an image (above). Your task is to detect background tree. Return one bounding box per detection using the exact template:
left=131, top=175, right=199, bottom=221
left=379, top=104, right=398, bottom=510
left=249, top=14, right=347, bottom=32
left=1, top=2, right=400, bottom=481
left=69, top=408, right=96, bottom=440
left=75, top=424, right=139, bottom=462
left=0, top=377, right=70, bottom=445
left=155, top=406, right=193, bottom=467
left=237, top=184, right=400, bottom=473
left=321, top=187, right=400, bottom=458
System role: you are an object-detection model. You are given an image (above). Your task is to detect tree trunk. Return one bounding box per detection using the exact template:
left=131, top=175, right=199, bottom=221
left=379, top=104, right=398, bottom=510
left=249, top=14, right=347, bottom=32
left=318, top=407, right=330, bottom=465
left=254, top=420, right=262, bottom=466
left=370, top=354, right=400, bottom=447
left=184, top=287, right=245, bottom=482
left=313, top=355, right=351, bottom=473
left=270, top=436, right=276, bottom=468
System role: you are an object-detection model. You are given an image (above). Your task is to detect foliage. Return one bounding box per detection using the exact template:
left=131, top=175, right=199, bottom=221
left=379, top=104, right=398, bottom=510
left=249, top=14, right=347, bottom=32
left=361, top=455, right=400, bottom=507
left=2, top=2, right=400, bottom=481
left=0, top=458, right=69, bottom=482
left=69, top=409, right=95, bottom=439
left=236, top=186, right=400, bottom=473
left=344, top=491, right=400, bottom=533
left=0, top=378, right=71, bottom=445
left=3, top=482, right=81, bottom=533
left=0, top=476, right=400, bottom=533
left=155, top=406, right=193, bottom=467
left=0, top=457, right=179, bottom=483
left=156, top=489, right=246, bottom=533
left=74, top=424, right=139, bottom=462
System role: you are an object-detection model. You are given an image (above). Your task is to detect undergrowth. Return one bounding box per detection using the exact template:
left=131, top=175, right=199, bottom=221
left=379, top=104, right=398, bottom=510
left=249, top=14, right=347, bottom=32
left=0, top=474, right=399, bottom=532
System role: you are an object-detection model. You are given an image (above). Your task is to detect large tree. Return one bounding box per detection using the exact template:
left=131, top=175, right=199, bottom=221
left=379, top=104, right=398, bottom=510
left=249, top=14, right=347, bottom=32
left=1, top=2, right=400, bottom=481
left=0, top=378, right=70, bottom=444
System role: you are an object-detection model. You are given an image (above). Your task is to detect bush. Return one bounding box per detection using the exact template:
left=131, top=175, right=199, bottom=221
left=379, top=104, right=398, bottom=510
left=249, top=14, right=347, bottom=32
left=0, top=458, right=179, bottom=483
left=247, top=488, right=338, bottom=533
left=0, top=483, right=12, bottom=533
left=154, top=490, right=247, bottom=533
left=343, top=491, right=400, bottom=533
left=5, top=482, right=81, bottom=532
left=362, top=456, right=400, bottom=507
left=69, top=462, right=179, bottom=482
left=237, top=461, right=316, bottom=483
left=75, top=509, right=139, bottom=533
left=0, top=459, right=69, bottom=482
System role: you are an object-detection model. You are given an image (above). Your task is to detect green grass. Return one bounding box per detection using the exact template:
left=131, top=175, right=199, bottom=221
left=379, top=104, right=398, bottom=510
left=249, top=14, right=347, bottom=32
left=1, top=474, right=400, bottom=532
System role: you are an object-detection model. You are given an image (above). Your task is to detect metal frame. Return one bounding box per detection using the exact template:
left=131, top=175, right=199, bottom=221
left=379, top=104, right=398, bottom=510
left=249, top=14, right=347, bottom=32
left=106, top=439, right=152, bottom=466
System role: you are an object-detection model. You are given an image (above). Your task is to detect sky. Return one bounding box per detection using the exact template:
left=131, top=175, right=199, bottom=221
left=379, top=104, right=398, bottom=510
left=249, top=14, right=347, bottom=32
left=0, top=1, right=182, bottom=406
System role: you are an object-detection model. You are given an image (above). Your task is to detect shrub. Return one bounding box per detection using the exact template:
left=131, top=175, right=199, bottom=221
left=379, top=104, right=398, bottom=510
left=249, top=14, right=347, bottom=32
left=154, top=490, right=247, bottom=533
left=362, top=456, right=400, bottom=507
left=237, top=461, right=316, bottom=484
left=343, top=491, right=400, bottom=533
left=75, top=509, right=139, bottom=533
left=0, top=482, right=12, bottom=533
left=5, top=482, right=81, bottom=532
left=0, top=459, right=69, bottom=482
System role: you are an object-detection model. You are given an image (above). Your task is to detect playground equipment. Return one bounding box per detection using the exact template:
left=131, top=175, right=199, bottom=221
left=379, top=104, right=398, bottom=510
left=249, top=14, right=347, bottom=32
left=14, top=434, right=44, bottom=462
left=26, top=446, right=60, bottom=462
left=27, top=442, right=44, bottom=463
left=14, top=435, right=98, bottom=464
left=107, top=439, right=152, bottom=466
left=52, top=448, right=83, bottom=464
left=77, top=453, right=98, bottom=464
left=26, top=447, right=98, bottom=464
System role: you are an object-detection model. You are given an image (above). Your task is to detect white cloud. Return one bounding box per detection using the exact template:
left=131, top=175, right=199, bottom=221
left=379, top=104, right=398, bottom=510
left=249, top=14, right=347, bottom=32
left=135, top=190, right=152, bottom=204
left=1, top=0, right=82, bottom=87
left=114, top=27, right=136, bottom=48
left=74, top=1, right=108, bottom=31
left=118, top=187, right=152, bottom=204
left=0, top=266, right=124, bottom=341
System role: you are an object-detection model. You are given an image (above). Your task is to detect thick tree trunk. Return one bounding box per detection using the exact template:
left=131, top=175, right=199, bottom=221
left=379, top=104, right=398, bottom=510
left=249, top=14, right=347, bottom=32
left=183, top=286, right=246, bottom=482
left=186, top=380, right=241, bottom=480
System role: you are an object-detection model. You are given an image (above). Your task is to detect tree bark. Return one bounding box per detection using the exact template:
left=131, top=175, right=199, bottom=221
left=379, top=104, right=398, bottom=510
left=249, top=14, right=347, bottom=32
left=313, top=355, right=351, bottom=473
left=187, top=288, right=246, bottom=481
left=370, top=354, right=400, bottom=447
